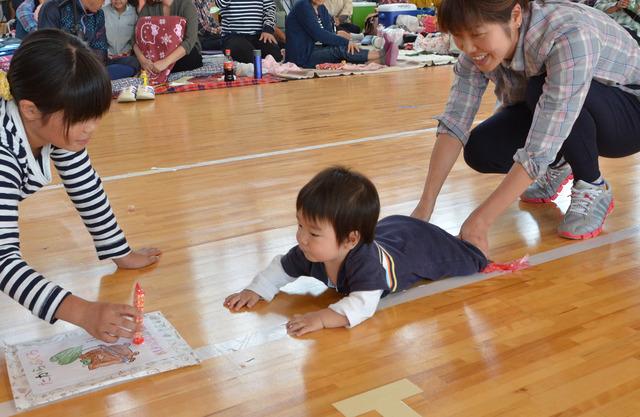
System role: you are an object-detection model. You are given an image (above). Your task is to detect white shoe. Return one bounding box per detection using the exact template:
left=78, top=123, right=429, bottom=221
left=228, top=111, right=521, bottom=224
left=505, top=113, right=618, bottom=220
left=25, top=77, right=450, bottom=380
left=117, top=86, right=137, bottom=103
left=136, top=85, right=155, bottom=100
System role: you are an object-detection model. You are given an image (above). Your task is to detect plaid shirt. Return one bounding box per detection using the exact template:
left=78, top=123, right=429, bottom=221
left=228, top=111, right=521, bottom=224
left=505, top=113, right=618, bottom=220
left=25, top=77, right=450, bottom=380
left=436, top=0, right=640, bottom=179
left=594, top=0, right=640, bottom=38
left=193, top=0, right=219, bottom=35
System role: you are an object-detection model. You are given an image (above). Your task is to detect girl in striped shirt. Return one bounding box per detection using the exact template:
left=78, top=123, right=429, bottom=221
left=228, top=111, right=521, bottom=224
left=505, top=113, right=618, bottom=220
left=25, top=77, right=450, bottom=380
left=0, top=29, right=161, bottom=343
left=216, top=0, right=283, bottom=63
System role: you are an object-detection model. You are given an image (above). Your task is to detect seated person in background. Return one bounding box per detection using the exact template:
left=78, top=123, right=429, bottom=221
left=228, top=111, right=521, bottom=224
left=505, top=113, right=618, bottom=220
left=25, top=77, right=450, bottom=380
left=103, top=0, right=140, bottom=79
left=224, top=166, right=488, bottom=336
left=324, top=0, right=359, bottom=33
left=285, top=0, right=397, bottom=68
left=11, top=0, right=23, bottom=19
left=594, top=0, right=640, bottom=44
left=216, top=0, right=283, bottom=63
left=193, top=0, right=223, bottom=50
left=38, top=0, right=110, bottom=65
left=15, top=0, right=46, bottom=39
left=134, top=0, right=203, bottom=73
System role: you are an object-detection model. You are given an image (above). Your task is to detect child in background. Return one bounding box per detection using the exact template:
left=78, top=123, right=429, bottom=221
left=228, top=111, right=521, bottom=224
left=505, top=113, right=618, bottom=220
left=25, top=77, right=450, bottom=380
left=216, top=0, right=283, bottom=63
left=103, top=0, right=140, bottom=79
left=224, top=166, right=487, bottom=336
left=0, top=30, right=161, bottom=343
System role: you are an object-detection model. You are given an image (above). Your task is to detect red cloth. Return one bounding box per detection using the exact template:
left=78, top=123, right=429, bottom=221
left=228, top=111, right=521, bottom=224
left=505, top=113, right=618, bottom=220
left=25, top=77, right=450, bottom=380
left=153, top=74, right=284, bottom=95
left=135, top=16, right=187, bottom=85
left=482, top=256, right=530, bottom=273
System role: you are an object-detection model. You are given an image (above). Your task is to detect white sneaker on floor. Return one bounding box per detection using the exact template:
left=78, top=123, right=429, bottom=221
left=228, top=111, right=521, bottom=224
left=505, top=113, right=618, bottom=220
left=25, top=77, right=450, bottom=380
left=117, top=86, right=137, bottom=103
left=557, top=180, right=614, bottom=240
left=521, top=163, right=573, bottom=203
left=136, top=85, right=155, bottom=100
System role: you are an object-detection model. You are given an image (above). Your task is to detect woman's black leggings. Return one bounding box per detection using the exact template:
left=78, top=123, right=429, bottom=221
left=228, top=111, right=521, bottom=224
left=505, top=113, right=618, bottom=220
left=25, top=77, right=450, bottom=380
left=463, top=75, right=640, bottom=182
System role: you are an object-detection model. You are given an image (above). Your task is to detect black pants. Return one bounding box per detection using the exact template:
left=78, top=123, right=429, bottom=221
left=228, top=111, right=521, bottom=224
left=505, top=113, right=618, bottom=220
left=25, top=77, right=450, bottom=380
left=200, top=32, right=223, bottom=51
left=464, top=75, right=640, bottom=182
left=222, top=34, right=282, bottom=63
left=337, top=22, right=361, bottom=34
left=172, top=47, right=203, bottom=73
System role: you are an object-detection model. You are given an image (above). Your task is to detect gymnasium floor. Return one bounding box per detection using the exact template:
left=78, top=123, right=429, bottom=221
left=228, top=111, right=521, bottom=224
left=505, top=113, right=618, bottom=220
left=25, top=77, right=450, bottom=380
left=1, top=66, right=639, bottom=416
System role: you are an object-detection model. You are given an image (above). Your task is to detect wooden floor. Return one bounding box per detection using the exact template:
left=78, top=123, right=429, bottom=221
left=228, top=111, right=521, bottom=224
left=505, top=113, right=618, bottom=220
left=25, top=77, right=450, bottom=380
left=1, top=66, right=640, bottom=416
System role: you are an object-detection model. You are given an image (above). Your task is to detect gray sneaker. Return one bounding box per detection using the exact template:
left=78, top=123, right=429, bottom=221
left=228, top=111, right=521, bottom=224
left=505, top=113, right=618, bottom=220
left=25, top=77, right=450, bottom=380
left=521, top=164, right=573, bottom=203
left=557, top=180, right=614, bottom=239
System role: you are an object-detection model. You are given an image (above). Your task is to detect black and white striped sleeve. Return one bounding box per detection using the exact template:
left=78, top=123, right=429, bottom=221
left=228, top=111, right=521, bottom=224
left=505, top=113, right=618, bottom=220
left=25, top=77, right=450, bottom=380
left=51, top=148, right=131, bottom=260
left=262, top=0, right=276, bottom=32
left=0, top=149, right=71, bottom=323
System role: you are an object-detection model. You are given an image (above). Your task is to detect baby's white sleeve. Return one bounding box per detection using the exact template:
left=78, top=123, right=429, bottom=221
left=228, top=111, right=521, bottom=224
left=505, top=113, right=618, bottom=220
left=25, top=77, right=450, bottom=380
left=245, top=255, right=297, bottom=301
left=329, top=290, right=384, bottom=328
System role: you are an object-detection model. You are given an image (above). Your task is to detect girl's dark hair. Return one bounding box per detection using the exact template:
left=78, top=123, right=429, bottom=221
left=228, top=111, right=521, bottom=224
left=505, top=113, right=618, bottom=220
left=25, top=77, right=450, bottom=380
left=437, top=0, right=528, bottom=35
left=297, top=166, right=380, bottom=245
left=7, top=29, right=112, bottom=135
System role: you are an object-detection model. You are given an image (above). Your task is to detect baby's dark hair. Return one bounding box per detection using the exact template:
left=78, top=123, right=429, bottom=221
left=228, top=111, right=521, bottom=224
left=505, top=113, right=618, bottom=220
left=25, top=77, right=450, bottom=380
left=438, top=0, right=528, bottom=35
left=7, top=29, right=112, bottom=135
left=296, top=166, right=380, bottom=244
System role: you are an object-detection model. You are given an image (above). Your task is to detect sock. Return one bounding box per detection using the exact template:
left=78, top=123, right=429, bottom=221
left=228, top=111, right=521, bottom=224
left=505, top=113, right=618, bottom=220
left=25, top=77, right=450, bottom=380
left=589, top=176, right=605, bottom=186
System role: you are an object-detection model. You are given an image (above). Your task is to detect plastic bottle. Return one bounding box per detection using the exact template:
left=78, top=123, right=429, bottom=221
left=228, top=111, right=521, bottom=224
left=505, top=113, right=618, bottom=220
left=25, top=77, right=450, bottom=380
left=253, top=49, right=262, bottom=79
left=224, top=49, right=235, bottom=82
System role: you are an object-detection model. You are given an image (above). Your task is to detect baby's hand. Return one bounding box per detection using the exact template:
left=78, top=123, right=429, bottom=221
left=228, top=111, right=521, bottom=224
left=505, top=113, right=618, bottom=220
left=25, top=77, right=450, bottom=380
left=286, top=311, right=324, bottom=336
left=224, top=289, right=261, bottom=311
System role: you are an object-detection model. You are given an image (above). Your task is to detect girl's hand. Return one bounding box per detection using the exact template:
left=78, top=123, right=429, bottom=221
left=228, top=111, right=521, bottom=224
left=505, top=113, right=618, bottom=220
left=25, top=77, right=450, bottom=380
left=459, top=214, right=489, bottom=257
left=113, top=248, right=162, bottom=269
left=286, top=311, right=325, bottom=336
left=259, top=32, right=277, bottom=44
left=347, top=42, right=360, bottom=55
left=82, top=301, right=142, bottom=343
left=223, top=290, right=261, bottom=311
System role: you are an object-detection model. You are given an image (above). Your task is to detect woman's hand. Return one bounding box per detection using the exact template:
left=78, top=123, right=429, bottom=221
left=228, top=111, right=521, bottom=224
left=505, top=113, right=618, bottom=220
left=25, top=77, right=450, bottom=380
left=152, top=58, right=171, bottom=73
left=259, top=32, right=277, bottom=44
left=337, top=30, right=351, bottom=40
left=347, top=42, right=360, bottom=55
left=459, top=212, right=489, bottom=257
left=410, top=200, right=434, bottom=222
left=113, top=248, right=162, bottom=269
left=139, top=56, right=156, bottom=74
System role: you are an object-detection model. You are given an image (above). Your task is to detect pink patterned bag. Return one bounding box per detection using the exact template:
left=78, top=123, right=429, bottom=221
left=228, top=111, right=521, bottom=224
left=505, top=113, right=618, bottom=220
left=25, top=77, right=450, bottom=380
left=135, top=16, right=187, bottom=85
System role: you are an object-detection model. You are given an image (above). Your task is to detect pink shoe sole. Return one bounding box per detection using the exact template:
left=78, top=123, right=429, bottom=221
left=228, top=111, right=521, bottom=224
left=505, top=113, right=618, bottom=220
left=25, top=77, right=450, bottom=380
left=558, top=198, right=615, bottom=240
left=520, top=174, right=574, bottom=203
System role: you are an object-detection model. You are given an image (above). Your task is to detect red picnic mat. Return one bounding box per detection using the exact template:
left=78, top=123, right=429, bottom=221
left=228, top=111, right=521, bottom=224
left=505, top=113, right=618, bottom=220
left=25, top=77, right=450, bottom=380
left=154, top=74, right=284, bottom=95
